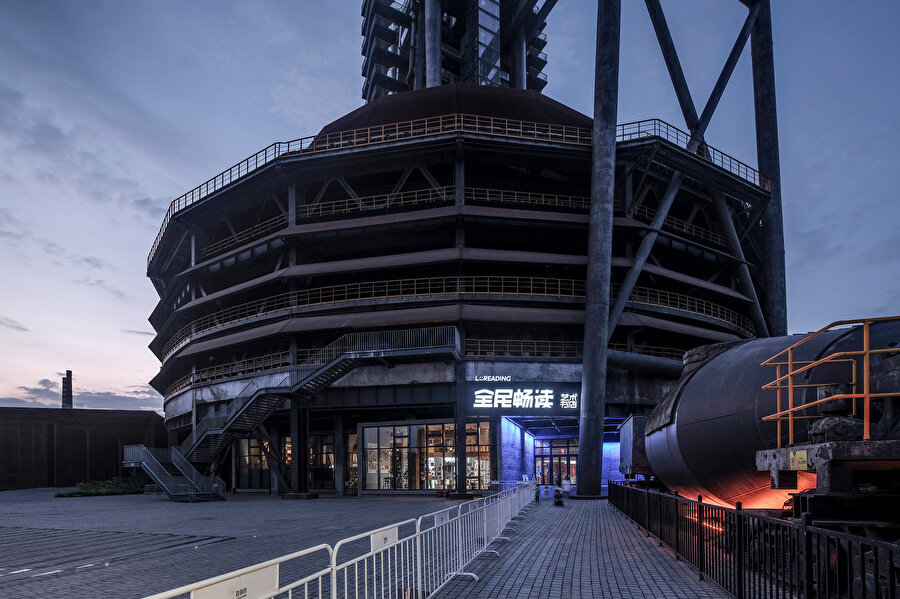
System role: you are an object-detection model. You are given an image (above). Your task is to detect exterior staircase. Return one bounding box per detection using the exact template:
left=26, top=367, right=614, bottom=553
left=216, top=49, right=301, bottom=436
left=133, top=325, right=460, bottom=501
left=182, top=326, right=460, bottom=464
left=123, top=445, right=225, bottom=502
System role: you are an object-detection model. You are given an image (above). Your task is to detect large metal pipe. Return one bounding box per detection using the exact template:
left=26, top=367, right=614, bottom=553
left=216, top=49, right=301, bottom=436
left=750, top=0, right=787, bottom=336
left=644, top=321, right=900, bottom=508
left=578, top=0, right=620, bottom=497
left=424, top=0, right=441, bottom=87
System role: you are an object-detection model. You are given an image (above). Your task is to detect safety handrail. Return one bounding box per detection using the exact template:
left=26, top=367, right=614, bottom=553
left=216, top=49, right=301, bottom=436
left=161, top=275, right=584, bottom=362
left=148, top=116, right=769, bottom=268
left=123, top=444, right=195, bottom=499
left=760, top=315, right=900, bottom=445
left=170, top=446, right=226, bottom=499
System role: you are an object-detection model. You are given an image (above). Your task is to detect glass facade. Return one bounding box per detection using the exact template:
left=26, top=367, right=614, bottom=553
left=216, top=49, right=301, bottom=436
left=309, top=434, right=334, bottom=489
left=361, top=420, right=492, bottom=491
left=463, top=0, right=505, bottom=86
left=534, top=438, right=578, bottom=486
left=236, top=438, right=270, bottom=490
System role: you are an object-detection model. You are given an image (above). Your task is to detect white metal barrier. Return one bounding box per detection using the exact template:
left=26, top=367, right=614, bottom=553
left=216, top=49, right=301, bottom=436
left=144, top=482, right=534, bottom=599
left=143, top=544, right=333, bottom=599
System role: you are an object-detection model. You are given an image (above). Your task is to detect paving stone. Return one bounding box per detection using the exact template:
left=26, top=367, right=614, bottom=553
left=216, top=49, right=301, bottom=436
left=0, top=488, right=731, bottom=598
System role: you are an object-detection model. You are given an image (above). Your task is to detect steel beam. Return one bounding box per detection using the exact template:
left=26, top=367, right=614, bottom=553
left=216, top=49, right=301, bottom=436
left=644, top=0, right=698, bottom=131
left=713, top=192, right=769, bottom=337
left=750, top=0, right=787, bottom=335
left=695, top=3, right=759, bottom=138
left=578, top=0, right=620, bottom=498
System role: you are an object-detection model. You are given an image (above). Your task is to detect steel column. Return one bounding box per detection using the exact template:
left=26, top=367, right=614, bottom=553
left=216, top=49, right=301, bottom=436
left=713, top=192, right=769, bottom=337
left=750, top=0, right=787, bottom=335
left=578, top=0, right=620, bottom=497
left=424, top=0, right=441, bottom=87
left=644, top=0, right=698, bottom=131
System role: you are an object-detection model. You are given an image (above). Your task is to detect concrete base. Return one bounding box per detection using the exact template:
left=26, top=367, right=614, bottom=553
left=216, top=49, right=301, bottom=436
left=281, top=492, right=319, bottom=500
left=571, top=494, right=606, bottom=500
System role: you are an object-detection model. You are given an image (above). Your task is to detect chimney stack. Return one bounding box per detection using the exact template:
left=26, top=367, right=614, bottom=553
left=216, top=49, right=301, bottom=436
left=61, top=370, right=73, bottom=409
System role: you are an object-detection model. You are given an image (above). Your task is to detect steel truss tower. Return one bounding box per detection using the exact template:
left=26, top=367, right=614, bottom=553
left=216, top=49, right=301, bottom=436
left=578, top=0, right=787, bottom=496
left=361, top=0, right=556, bottom=102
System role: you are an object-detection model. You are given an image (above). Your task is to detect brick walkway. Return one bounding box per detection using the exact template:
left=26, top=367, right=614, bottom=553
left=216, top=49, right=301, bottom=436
left=432, top=497, right=733, bottom=599
left=0, top=488, right=732, bottom=598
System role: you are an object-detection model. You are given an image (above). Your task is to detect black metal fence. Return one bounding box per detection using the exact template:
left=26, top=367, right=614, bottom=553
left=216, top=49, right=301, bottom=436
left=609, top=482, right=899, bottom=598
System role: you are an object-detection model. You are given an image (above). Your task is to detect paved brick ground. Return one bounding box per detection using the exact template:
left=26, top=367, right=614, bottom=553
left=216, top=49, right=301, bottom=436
left=0, top=488, right=731, bottom=598
left=0, top=488, right=462, bottom=598
left=432, top=497, right=733, bottom=599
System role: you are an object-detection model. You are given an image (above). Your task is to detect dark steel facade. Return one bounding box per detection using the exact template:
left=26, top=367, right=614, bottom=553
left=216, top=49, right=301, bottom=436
left=146, top=80, right=778, bottom=494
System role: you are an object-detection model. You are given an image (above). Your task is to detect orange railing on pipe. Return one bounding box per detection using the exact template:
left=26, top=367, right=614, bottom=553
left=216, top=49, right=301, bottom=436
left=760, top=315, right=900, bottom=446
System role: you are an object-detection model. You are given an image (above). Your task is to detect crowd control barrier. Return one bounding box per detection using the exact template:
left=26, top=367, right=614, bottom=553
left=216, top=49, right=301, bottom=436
left=144, top=482, right=535, bottom=599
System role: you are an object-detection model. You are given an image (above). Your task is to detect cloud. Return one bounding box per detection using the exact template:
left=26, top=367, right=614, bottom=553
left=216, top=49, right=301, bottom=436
left=2, top=379, right=162, bottom=412
left=0, top=315, right=28, bottom=331
left=15, top=378, right=60, bottom=406
left=122, top=328, right=155, bottom=336
left=72, top=276, right=127, bottom=299
left=0, top=207, right=30, bottom=243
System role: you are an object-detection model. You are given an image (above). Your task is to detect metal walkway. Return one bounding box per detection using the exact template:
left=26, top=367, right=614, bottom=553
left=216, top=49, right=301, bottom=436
left=432, top=498, right=732, bottom=599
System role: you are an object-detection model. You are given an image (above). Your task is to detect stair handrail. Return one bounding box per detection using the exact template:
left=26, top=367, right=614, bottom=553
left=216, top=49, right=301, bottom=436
left=179, top=326, right=460, bottom=462
left=124, top=444, right=194, bottom=499
left=290, top=325, right=461, bottom=389
left=171, top=446, right=226, bottom=499
left=179, top=370, right=292, bottom=457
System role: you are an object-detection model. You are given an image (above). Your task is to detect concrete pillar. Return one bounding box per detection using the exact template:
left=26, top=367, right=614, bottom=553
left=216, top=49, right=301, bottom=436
left=454, top=361, right=467, bottom=494
left=190, top=234, right=196, bottom=267
left=424, top=0, right=442, bottom=87
left=750, top=0, right=787, bottom=336
left=577, top=0, right=620, bottom=498
left=334, top=415, right=345, bottom=496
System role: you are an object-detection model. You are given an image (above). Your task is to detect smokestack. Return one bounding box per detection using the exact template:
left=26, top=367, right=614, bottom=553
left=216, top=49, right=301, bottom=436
left=62, top=370, right=73, bottom=409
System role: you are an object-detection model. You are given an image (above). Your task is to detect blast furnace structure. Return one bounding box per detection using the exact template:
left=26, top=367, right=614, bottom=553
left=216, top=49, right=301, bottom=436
left=137, top=1, right=784, bottom=500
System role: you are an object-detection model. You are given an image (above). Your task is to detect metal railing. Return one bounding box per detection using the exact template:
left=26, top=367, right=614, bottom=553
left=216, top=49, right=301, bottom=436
left=618, top=284, right=756, bottom=336
left=178, top=371, right=291, bottom=458
left=465, top=338, right=584, bottom=359
left=609, top=482, right=899, bottom=599
left=761, top=316, right=900, bottom=445
left=161, top=276, right=583, bottom=362
left=290, top=325, right=459, bottom=385
left=618, top=199, right=727, bottom=248
left=300, top=185, right=453, bottom=220
left=166, top=351, right=292, bottom=397
left=170, top=446, right=226, bottom=500
left=608, top=343, right=686, bottom=361
left=147, top=112, right=592, bottom=267
left=617, top=119, right=771, bottom=191
left=143, top=544, right=334, bottom=599
left=200, top=213, right=288, bottom=260
left=149, top=114, right=768, bottom=268
left=466, top=187, right=589, bottom=211
left=122, top=445, right=195, bottom=500
left=143, top=481, right=534, bottom=599
left=176, top=327, right=458, bottom=461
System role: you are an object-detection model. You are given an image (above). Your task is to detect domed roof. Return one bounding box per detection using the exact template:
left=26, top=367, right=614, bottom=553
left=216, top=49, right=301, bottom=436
left=319, top=83, right=591, bottom=135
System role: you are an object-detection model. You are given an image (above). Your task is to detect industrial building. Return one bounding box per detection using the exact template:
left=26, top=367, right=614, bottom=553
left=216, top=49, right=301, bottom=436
left=137, top=0, right=785, bottom=499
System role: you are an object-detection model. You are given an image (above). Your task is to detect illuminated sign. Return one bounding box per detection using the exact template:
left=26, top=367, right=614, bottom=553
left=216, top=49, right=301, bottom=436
left=464, top=382, right=580, bottom=416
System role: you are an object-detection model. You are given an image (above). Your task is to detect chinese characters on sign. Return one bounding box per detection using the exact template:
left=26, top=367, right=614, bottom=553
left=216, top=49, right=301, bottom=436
left=472, top=388, right=578, bottom=410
